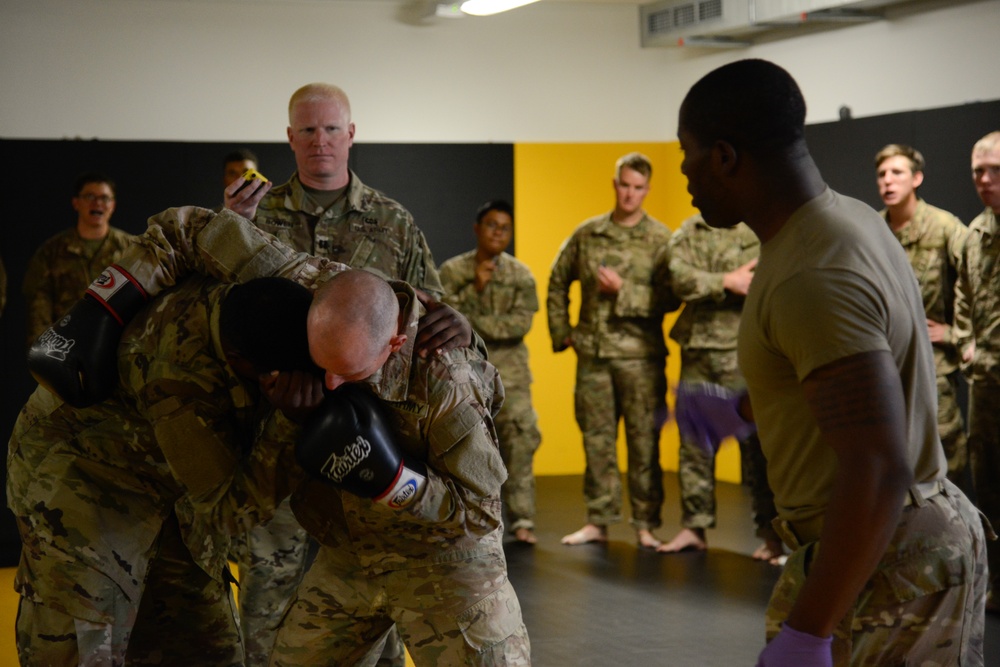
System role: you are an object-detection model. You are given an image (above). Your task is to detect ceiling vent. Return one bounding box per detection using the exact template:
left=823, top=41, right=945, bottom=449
left=640, top=0, right=970, bottom=48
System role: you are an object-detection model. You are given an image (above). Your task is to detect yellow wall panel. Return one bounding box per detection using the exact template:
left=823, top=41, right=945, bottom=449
left=512, top=142, right=742, bottom=484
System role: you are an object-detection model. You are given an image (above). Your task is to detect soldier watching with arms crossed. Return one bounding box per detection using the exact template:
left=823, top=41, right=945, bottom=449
left=439, top=200, right=543, bottom=545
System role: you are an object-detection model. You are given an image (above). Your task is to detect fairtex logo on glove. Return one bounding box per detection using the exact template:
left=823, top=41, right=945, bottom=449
left=36, top=326, right=76, bottom=361
left=375, top=466, right=427, bottom=510
left=320, top=436, right=372, bottom=483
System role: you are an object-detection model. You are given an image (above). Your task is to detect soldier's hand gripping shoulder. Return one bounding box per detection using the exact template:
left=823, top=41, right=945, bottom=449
left=414, top=288, right=475, bottom=359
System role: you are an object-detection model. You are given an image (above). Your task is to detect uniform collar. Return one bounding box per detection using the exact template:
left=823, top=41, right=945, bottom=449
left=286, top=169, right=371, bottom=215
left=366, top=280, right=421, bottom=403
left=594, top=211, right=650, bottom=235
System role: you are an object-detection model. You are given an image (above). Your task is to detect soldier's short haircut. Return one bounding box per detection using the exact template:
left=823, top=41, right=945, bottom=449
left=220, top=277, right=320, bottom=374
left=288, top=83, right=351, bottom=122
left=74, top=171, right=116, bottom=198
left=223, top=148, right=259, bottom=169
left=615, top=152, right=652, bottom=181
left=680, top=59, right=806, bottom=157
left=875, top=144, right=925, bottom=174
left=973, top=131, right=1000, bottom=156
left=475, top=199, right=514, bottom=224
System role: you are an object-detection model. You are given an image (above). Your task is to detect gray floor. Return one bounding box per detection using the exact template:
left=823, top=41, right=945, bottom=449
left=503, top=473, right=1000, bottom=666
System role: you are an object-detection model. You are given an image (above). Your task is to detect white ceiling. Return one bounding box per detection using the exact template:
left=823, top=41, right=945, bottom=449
left=342, top=0, right=646, bottom=4
left=392, top=0, right=646, bottom=3
left=272, top=0, right=644, bottom=3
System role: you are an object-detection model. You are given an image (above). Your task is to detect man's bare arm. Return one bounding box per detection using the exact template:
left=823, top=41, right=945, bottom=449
left=785, top=349, right=913, bottom=638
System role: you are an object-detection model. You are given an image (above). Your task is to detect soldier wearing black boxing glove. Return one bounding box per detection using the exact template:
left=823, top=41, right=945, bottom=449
left=27, top=265, right=148, bottom=408
left=297, top=383, right=427, bottom=510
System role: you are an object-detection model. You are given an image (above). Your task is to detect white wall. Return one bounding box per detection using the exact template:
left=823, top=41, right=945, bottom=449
left=1, top=0, right=997, bottom=143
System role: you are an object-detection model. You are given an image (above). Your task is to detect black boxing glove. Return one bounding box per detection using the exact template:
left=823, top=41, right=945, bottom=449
left=297, top=383, right=427, bottom=510
left=27, top=265, right=149, bottom=408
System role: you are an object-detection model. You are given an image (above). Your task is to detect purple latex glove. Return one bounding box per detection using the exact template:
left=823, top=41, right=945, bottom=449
left=756, top=623, right=833, bottom=667
left=675, top=381, right=756, bottom=455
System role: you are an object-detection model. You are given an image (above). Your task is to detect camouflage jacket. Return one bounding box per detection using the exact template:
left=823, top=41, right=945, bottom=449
left=22, top=226, right=134, bottom=347
left=102, top=207, right=347, bottom=302
left=667, top=216, right=759, bottom=351
left=254, top=171, right=443, bottom=297
left=881, top=199, right=968, bottom=375
left=291, top=283, right=507, bottom=575
left=956, top=206, right=1000, bottom=383
left=7, top=276, right=301, bottom=616
left=439, top=250, right=538, bottom=386
left=547, top=212, right=676, bottom=359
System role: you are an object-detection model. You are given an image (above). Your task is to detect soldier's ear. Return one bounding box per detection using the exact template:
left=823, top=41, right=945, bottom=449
left=714, top=140, right=738, bottom=175
left=389, top=334, right=407, bottom=353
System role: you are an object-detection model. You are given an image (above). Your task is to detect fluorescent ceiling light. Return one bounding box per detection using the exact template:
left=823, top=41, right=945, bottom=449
left=460, top=0, right=541, bottom=16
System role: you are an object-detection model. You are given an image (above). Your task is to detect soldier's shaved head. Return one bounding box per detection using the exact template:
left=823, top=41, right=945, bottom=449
left=307, top=270, right=404, bottom=390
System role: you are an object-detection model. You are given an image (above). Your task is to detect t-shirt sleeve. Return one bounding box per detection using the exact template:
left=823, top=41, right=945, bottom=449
left=765, top=267, right=891, bottom=382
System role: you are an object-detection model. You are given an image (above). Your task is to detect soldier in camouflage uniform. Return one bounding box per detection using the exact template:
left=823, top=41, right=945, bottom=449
left=250, top=86, right=441, bottom=293
left=679, top=60, right=989, bottom=667
left=227, top=82, right=444, bottom=667
left=23, top=171, right=134, bottom=348
left=121, top=197, right=464, bottom=664
left=957, top=131, right=1000, bottom=613
left=8, top=270, right=315, bottom=666
left=439, top=200, right=542, bottom=544
left=656, top=215, right=781, bottom=563
left=547, top=152, right=678, bottom=549
left=271, top=269, right=530, bottom=666
left=876, top=144, right=970, bottom=488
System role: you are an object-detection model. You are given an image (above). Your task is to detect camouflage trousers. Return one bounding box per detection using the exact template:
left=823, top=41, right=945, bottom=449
left=16, top=511, right=243, bottom=667
left=676, top=349, right=777, bottom=540
left=495, top=386, right=542, bottom=532
left=236, top=499, right=406, bottom=667
left=16, top=583, right=134, bottom=667
left=937, top=370, right=969, bottom=487
left=270, top=546, right=531, bottom=666
left=766, top=479, right=990, bottom=666
left=969, top=380, right=1000, bottom=600
left=236, top=500, right=315, bottom=667
left=574, top=355, right=666, bottom=530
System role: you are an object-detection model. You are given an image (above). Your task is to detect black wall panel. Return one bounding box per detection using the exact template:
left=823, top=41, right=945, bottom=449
left=805, top=99, right=1000, bottom=224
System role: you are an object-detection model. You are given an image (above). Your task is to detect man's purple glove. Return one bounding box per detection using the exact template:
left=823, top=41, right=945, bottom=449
left=675, top=381, right=755, bottom=455
left=756, top=623, right=833, bottom=667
